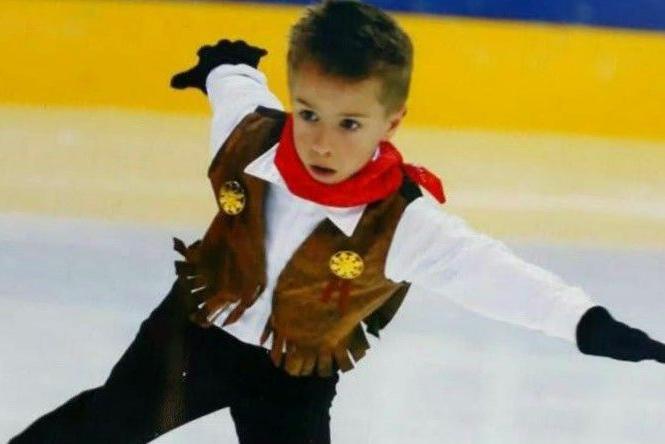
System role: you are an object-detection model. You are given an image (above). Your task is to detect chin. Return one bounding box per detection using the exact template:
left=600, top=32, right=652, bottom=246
left=311, top=174, right=342, bottom=185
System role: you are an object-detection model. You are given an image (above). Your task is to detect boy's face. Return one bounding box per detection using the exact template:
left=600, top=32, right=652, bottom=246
left=288, top=61, right=406, bottom=185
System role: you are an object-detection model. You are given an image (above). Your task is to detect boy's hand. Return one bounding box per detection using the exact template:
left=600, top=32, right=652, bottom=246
left=576, top=305, right=665, bottom=363
left=170, top=39, right=268, bottom=94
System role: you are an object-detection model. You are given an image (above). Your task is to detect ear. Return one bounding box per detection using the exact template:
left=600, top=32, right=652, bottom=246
left=383, top=105, right=407, bottom=141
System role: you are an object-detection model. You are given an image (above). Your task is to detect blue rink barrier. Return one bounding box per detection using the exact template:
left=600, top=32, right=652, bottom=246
left=235, top=0, right=665, bottom=31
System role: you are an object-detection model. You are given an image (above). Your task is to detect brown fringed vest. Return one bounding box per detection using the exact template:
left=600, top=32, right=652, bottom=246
left=173, top=106, right=422, bottom=377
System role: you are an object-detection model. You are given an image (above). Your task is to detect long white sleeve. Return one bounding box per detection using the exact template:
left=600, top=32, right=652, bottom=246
left=206, top=63, right=284, bottom=157
left=385, top=196, right=597, bottom=343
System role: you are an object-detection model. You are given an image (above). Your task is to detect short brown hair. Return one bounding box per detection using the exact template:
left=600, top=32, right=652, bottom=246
left=287, top=0, right=413, bottom=115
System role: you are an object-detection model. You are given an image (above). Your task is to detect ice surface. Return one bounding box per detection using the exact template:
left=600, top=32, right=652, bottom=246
left=2, top=213, right=664, bottom=443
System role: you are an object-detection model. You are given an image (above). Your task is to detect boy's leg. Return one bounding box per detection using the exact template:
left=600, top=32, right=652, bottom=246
left=228, top=350, right=340, bottom=444
left=9, top=279, right=240, bottom=444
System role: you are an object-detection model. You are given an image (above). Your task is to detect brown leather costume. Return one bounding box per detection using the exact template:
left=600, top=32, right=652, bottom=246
left=173, top=106, right=422, bottom=377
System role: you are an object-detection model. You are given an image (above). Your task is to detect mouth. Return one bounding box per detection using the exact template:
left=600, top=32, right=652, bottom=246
left=309, top=164, right=337, bottom=177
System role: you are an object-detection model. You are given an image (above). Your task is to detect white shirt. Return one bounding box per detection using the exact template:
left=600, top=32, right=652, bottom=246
left=205, top=64, right=597, bottom=347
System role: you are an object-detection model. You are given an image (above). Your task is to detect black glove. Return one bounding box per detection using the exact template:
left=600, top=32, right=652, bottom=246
left=576, top=305, right=665, bottom=363
left=170, top=39, right=268, bottom=94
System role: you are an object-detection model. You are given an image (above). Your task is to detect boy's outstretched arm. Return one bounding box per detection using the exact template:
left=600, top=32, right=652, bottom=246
left=170, top=39, right=283, bottom=156
left=386, top=197, right=665, bottom=364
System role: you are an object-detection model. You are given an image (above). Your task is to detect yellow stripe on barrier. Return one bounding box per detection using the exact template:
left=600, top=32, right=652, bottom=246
left=1, top=0, right=664, bottom=139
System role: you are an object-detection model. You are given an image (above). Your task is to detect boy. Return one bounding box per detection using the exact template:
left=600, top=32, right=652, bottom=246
left=11, top=1, right=665, bottom=443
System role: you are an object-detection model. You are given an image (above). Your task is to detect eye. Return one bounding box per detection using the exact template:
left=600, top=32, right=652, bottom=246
left=298, top=109, right=318, bottom=122
left=340, top=119, right=361, bottom=131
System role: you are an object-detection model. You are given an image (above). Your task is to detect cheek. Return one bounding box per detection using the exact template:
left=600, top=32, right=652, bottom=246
left=292, top=126, right=311, bottom=154
left=348, top=137, right=378, bottom=164
left=334, top=140, right=363, bottom=171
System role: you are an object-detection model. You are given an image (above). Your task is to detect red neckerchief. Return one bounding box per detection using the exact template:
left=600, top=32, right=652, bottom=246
left=274, top=114, right=446, bottom=207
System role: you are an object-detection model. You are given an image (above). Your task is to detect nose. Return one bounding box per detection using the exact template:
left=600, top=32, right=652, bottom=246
left=311, top=128, right=332, bottom=157
left=311, top=144, right=331, bottom=157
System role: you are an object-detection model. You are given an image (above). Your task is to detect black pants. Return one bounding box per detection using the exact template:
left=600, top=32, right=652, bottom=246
left=10, top=279, right=339, bottom=443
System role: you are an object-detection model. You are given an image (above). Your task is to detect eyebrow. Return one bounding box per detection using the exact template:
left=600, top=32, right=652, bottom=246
left=295, top=98, right=369, bottom=118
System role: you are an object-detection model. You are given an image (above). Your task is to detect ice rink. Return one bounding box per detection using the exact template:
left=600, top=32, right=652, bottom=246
left=2, top=1, right=664, bottom=441
left=2, top=212, right=665, bottom=443
left=2, top=107, right=665, bottom=443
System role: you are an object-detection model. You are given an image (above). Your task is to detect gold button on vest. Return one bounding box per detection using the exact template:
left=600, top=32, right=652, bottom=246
left=218, top=180, right=246, bottom=215
left=329, top=250, right=364, bottom=279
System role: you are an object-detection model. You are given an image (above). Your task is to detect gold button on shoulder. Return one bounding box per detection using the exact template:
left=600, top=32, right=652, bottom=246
left=218, top=180, right=246, bottom=215
left=329, top=250, right=364, bottom=280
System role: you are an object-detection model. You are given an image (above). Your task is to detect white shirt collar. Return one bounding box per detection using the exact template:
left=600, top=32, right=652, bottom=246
left=243, top=144, right=371, bottom=237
